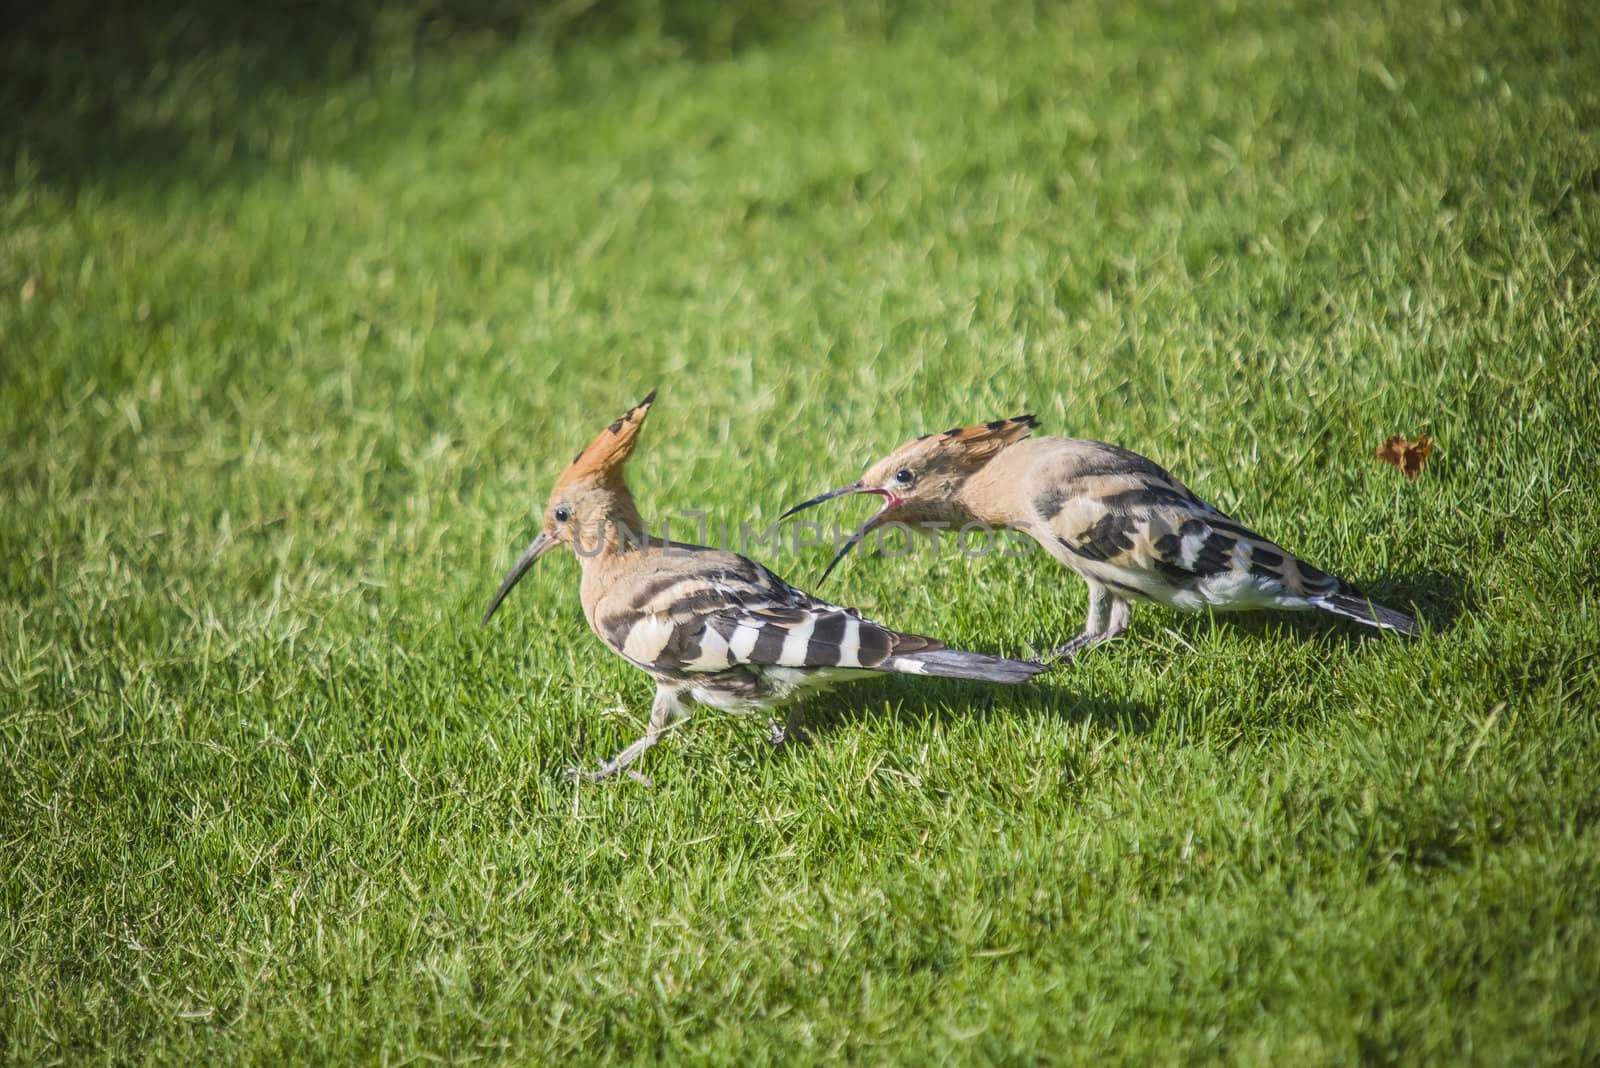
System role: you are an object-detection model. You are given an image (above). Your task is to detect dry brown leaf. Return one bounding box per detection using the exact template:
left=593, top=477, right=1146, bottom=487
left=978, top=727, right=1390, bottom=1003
left=1374, top=433, right=1433, bottom=479
left=20, top=277, right=39, bottom=302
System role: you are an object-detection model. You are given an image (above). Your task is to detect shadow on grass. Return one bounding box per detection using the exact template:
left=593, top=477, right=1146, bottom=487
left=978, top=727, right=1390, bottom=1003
left=2, top=0, right=808, bottom=192
left=566, top=566, right=1475, bottom=776
left=776, top=661, right=1157, bottom=750
left=752, top=565, right=1475, bottom=754
left=1373, top=566, right=1476, bottom=631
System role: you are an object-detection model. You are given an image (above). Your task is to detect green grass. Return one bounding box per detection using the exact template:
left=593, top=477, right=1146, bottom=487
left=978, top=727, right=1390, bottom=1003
left=4, top=0, right=1599, bottom=1061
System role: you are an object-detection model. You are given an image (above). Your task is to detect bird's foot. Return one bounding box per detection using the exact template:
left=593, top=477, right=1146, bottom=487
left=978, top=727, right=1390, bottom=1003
left=562, top=760, right=653, bottom=787
left=1036, top=633, right=1100, bottom=666
left=766, top=715, right=809, bottom=750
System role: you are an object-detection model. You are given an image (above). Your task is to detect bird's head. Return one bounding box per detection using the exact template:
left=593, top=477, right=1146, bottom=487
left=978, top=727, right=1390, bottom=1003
left=482, top=389, right=655, bottom=623
left=781, top=413, right=1036, bottom=582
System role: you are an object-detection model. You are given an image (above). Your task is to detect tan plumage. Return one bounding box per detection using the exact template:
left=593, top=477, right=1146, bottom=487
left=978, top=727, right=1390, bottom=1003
left=784, top=415, right=1420, bottom=658
left=483, top=392, right=1046, bottom=781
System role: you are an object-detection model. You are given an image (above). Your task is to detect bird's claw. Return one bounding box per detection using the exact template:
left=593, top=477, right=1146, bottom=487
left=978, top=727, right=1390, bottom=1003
left=562, top=761, right=653, bottom=786
left=1030, top=651, right=1073, bottom=669
left=1037, top=634, right=1099, bottom=666
left=767, top=716, right=808, bottom=749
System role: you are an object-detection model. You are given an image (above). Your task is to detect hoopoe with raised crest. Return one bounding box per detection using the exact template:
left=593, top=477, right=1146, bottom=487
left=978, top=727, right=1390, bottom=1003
left=783, top=415, right=1420, bottom=659
left=482, top=392, right=1047, bottom=782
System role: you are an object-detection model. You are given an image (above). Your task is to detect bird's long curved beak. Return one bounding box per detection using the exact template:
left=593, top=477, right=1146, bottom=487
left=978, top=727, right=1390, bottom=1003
left=779, top=480, right=867, bottom=519
left=482, top=532, right=557, bottom=624
left=781, top=481, right=902, bottom=586
left=815, top=504, right=897, bottom=585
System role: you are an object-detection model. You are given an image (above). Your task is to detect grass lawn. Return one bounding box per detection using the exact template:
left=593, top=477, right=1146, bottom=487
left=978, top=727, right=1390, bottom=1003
left=4, top=0, right=1599, bottom=1061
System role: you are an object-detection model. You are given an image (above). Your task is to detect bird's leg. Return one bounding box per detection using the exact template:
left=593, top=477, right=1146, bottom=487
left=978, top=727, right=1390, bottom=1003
left=566, top=685, right=688, bottom=784
left=1049, top=582, right=1110, bottom=660
left=766, top=704, right=808, bottom=749
left=1104, top=595, right=1132, bottom=641
left=1049, top=581, right=1130, bottom=662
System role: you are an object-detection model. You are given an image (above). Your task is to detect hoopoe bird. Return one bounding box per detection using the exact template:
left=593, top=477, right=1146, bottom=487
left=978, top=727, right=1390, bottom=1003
left=783, top=415, right=1420, bottom=660
left=481, top=392, right=1047, bottom=782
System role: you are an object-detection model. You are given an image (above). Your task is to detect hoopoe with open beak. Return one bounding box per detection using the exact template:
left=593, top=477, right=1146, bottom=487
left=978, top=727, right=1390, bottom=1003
left=481, top=392, right=1047, bottom=782
left=783, top=415, right=1420, bottom=660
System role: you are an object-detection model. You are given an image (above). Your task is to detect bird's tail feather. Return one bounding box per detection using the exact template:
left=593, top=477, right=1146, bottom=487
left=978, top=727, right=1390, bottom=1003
left=886, top=649, right=1047, bottom=684
left=1314, top=589, right=1420, bottom=637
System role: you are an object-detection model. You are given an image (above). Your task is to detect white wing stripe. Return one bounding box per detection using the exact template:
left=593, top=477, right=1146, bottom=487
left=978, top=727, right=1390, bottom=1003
left=1179, top=528, right=1206, bottom=568
left=685, top=622, right=732, bottom=670
left=776, top=614, right=818, bottom=667
left=728, top=622, right=762, bottom=661
left=837, top=616, right=862, bottom=668
left=621, top=614, right=676, bottom=665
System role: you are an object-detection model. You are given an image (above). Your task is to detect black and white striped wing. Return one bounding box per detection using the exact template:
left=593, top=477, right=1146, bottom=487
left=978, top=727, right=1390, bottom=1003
left=691, top=601, right=940, bottom=673
left=600, top=556, right=939, bottom=676
left=1058, top=486, right=1418, bottom=632
left=1052, top=479, right=1341, bottom=601
left=1032, top=440, right=1417, bottom=633
left=1148, top=511, right=1341, bottom=599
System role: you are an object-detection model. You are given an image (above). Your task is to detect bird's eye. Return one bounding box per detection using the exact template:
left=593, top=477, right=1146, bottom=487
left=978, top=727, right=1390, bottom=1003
left=894, top=469, right=914, bottom=484
left=554, top=507, right=570, bottom=523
